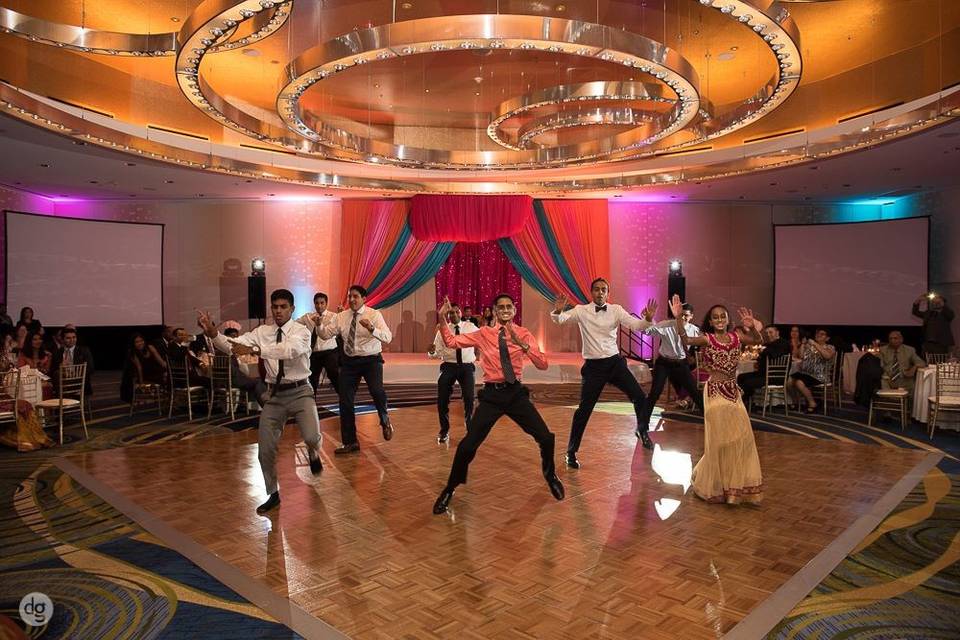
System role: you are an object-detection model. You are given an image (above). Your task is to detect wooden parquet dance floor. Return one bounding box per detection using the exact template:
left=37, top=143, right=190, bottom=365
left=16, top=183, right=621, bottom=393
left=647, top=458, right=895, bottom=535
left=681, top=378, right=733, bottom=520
left=58, top=406, right=935, bottom=639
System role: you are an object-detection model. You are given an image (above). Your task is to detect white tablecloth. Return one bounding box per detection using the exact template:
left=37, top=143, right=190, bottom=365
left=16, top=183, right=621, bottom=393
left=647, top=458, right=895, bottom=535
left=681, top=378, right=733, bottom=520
left=913, top=366, right=960, bottom=424
left=737, top=360, right=757, bottom=376
left=843, top=352, right=866, bottom=395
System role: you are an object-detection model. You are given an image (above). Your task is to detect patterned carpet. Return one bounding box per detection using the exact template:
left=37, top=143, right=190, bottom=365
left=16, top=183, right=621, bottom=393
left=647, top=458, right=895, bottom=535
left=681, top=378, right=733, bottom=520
left=1, top=373, right=958, bottom=639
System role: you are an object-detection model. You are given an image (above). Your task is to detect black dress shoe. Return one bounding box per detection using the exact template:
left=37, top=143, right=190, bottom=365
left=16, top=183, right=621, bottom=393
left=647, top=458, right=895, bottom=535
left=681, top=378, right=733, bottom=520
left=638, top=431, right=654, bottom=450
left=437, top=431, right=449, bottom=444
left=256, top=492, right=280, bottom=515
left=309, top=454, right=323, bottom=475
left=382, top=419, right=394, bottom=441
left=432, top=488, right=455, bottom=514
left=565, top=453, right=580, bottom=469
left=334, top=442, right=360, bottom=455
left=545, top=474, right=565, bottom=500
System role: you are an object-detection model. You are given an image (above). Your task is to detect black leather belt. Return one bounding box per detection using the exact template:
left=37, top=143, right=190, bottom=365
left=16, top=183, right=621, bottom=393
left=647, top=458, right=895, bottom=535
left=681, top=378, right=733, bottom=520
left=268, top=379, right=309, bottom=392
left=484, top=381, right=520, bottom=390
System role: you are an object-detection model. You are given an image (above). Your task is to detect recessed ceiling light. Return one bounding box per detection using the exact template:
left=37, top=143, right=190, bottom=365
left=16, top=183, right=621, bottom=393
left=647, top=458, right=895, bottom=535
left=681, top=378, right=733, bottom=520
left=401, top=2, right=413, bottom=9
left=325, top=193, right=333, bottom=196
left=125, top=161, right=136, bottom=166
left=842, top=183, right=851, bottom=187
left=556, top=4, right=566, bottom=11
left=730, top=46, right=739, bottom=51
left=88, top=180, right=98, bottom=184
left=267, top=193, right=275, bottom=196
left=73, top=140, right=86, bottom=146
left=171, top=17, right=180, bottom=23
left=164, top=179, right=174, bottom=184
left=39, top=163, right=50, bottom=167
left=270, top=59, right=280, bottom=64
left=245, top=179, right=253, bottom=183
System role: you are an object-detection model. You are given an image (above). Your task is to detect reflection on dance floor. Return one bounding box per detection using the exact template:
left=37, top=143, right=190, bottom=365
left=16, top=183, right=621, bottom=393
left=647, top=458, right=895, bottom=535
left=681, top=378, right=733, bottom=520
left=58, top=404, right=935, bottom=639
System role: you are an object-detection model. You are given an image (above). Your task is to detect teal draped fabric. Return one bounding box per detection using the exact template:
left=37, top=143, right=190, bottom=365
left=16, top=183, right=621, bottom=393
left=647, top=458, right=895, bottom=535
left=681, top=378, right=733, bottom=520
left=533, top=199, right=586, bottom=301
left=375, top=242, right=455, bottom=309
left=497, top=237, right=554, bottom=301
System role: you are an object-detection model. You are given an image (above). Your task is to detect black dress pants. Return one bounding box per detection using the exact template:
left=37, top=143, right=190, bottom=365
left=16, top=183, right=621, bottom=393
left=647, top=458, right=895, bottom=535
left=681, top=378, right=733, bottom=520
left=338, top=354, right=390, bottom=445
left=437, top=362, right=476, bottom=435
left=643, top=357, right=704, bottom=425
left=567, top=355, right=647, bottom=455
left=737, top=371, right=765, bottom=406
left=446, top=383, right=555, bottom=488
left=309, top=348, right=341, bottom=394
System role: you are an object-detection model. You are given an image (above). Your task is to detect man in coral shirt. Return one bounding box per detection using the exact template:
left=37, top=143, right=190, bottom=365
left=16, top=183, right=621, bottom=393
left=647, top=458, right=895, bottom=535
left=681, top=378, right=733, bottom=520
left=431, top=294, right=564, bottom=514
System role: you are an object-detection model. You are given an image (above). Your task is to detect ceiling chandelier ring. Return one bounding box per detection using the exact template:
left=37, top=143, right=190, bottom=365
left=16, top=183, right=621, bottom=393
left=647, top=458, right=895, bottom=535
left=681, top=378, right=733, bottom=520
left=488, top=80, right=679, bottom=151
left=175, top=0, right=344, bottom=159
left=0, top=1, right=291, bottom=56
left=659, top=0, right=803, bottom=150
left=516, top=107, right=659, bottom=150
left=275, top=14, right=701, bottom=169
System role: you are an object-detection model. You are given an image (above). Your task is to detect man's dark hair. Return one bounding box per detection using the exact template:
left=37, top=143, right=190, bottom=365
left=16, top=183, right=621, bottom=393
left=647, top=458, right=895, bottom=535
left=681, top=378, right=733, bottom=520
left=681, top=303, right=694, bottom=313
left=449, top=303, right=460, bottom=309
left=173, top=327, right=185, bottom=335
left=224, top=327, right=240, bottom=338
left=349, top=284, right=368, bottom=298
left=590, top=277, right=609, bottom=290
left=270, top=289, right=295, bottom=305
left=815, top=327, right=830, bottom=337
left=313, top=292, right=328, bottom=303
left=62, top=327, right=77, bottom=337
left=492, top=293, right=515, bottom=307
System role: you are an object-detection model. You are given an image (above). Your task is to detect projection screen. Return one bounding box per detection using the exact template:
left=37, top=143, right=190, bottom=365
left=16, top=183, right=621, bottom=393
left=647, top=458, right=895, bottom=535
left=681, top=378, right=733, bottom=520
left=4, top=211, right=164, bottom=326
left=774, top=217, right=929, bottom=326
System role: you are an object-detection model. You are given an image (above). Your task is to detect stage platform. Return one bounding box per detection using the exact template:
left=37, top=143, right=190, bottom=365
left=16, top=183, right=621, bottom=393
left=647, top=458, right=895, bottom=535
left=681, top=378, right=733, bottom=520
left=380, top=352, right=651, bottom=385
left=56, top=406, right=938, bottom=639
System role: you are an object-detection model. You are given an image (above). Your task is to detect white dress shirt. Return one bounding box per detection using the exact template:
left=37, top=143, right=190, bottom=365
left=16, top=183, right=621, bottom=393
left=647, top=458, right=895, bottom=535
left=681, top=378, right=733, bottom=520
left=297, top=310, right=339, bottom=352
left=645, top=319, right=701, bottom=359
left=212, top=318, right=311, bottom=384
left=430, top=321, right=478, bottom=364
left=551, top=303, right=653, bottom=359
left=318, top=305, right=392, bottom=356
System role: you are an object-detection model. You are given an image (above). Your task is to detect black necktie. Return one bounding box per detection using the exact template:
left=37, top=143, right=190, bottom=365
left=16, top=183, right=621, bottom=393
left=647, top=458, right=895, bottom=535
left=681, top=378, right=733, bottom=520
left=455, top=324, right=463, bottom=364
left=498, top=327, right=517, bottom=384
left=275, top=327, right=285, bottom=385
left=595, top=305, right=607, bottom=313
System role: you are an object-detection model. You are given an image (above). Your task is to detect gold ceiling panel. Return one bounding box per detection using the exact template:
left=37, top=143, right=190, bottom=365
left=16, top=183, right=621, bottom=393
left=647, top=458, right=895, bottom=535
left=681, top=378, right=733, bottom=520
left=0, top=0, right=956, bottom=193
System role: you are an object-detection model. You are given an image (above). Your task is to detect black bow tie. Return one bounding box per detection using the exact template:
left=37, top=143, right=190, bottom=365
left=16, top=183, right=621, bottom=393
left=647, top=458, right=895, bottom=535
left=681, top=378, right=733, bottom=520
left=595, top=305, right=607, bottom=313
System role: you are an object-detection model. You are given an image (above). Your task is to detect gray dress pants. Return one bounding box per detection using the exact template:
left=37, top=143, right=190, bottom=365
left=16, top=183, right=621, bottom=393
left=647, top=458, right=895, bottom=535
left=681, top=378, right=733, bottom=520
left=258, top=383, right=321, bottom=495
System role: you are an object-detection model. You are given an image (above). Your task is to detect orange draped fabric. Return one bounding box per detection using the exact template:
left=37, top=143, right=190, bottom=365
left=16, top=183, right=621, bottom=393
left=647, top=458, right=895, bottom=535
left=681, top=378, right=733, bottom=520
left=540, top=199, right=610, bottom=298
left=338, top=199, right=409, bottom=297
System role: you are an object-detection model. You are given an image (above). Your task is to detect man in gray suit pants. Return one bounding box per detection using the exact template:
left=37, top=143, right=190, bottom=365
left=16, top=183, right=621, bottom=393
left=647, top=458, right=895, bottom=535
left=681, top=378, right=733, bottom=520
left=198, top=288, right=322, bottom=515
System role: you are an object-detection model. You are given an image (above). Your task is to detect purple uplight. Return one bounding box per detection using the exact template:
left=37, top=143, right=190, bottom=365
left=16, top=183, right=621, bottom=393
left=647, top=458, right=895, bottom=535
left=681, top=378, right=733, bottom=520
left=610, top=193, right=686, bottom=203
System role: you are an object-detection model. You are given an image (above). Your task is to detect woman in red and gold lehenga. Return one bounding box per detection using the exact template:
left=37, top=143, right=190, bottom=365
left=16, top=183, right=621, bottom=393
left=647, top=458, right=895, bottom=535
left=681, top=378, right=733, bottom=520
left=0, top=328, right=54, bottom=451
left=669, top=294, right=764, bottom=505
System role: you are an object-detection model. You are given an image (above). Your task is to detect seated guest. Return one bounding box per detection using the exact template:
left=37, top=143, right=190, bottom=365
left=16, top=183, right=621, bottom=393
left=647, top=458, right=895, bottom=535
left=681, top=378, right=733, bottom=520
left=219, top=325, right=266, bottom=401
left=120, top=333, right=167, bottom=403
left=480, top=306, right=496, bottom=328
left=0, top=304, right=13, bottom=327
left=191, top=322, right=217, bottom=355
left=18, top=331, right=52, bottom=374
left=0, top=326, right=53, bottom=451
left=788, top=325, right=804, bottom=360
left=737, top=324, right=792, bottom=409
left=14, top=325, right=28, bottom=353
left=786, top=328, right=836, bottom=413
left=49, top=327, right=95, bottom=396
left=878, top=330, right=925, bottom=392
left=152, top=325, right=177, bottom=361
left=1, top=327, right=17, bottom=367
left=16, top=306, right=42, bottom=333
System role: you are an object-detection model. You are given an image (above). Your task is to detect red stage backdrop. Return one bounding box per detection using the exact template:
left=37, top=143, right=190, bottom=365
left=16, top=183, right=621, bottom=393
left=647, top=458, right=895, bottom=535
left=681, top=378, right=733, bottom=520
left=434, top=240, right=523, bottom=324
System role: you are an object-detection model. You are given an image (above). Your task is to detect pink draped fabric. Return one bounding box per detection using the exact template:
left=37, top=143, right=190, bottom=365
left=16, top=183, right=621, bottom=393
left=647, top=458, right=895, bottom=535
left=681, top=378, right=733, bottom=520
left=507, top=212, right=585, bottom=303
left=339, top=199, right=409, bottom=295
left=409, top=195, right=532, bottom=242
left=434, top=241, right=523, bottom=324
